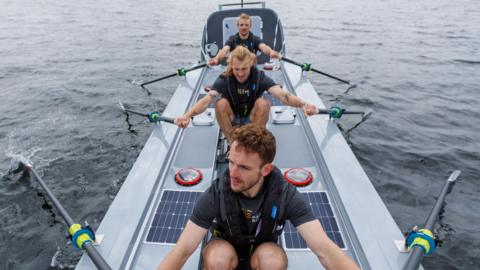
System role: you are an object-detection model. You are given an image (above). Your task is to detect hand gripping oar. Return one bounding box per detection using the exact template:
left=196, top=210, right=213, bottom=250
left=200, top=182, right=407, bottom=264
left=281, top=57, right=357, bottom=92
left=140, top=63, right=207, bottom=88
left=403, top=170, right=461, bottom=270
left=118, top=101, right=175, bottom=123
left=18, top=161, right=112, bottom=270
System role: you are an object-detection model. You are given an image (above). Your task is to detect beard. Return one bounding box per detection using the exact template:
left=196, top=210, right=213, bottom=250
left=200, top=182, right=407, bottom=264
left=230, top=170, right=263, bottom=193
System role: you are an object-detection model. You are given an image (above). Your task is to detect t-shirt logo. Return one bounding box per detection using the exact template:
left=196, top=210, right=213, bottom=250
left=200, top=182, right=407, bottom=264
left=242, top=208, right=261, bottom=222
left=237, top=88, right=250, bottom=97
left=242, top=208, right=253, bottom=220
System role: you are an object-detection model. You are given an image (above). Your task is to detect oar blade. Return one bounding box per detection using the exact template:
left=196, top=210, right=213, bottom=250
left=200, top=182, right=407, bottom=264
left=448, top=170, right=461, bottom=182
left=118, top=101, right=126, bottom=113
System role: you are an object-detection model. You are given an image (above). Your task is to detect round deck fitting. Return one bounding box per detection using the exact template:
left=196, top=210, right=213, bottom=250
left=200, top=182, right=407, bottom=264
left=175, top=168, right=203, bottom=186
left=284, top=168, right=313, bottom=187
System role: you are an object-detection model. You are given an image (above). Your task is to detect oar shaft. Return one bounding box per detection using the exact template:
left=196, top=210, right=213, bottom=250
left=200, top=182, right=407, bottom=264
left=30, top=166, right=75, bottom=226
left=403, top=170, right=461, bottom=270
left=342, top=111, right=364, bottom=115
left=84, top=243, right=112, bottom=270
left=310, top=67, right=350, bottom=84
left=317, top=109, right=364, bottom=115
left=25, top=163, right=112, bottom=270
left=140, top=73, right=177, bottom=87
left=140, top=63, right=207, bottom=87
left=281, top=57, right=352, bottom=85
left=124, top=109, right=148, bottom=117
left=424, top=170, right=460, bottom=229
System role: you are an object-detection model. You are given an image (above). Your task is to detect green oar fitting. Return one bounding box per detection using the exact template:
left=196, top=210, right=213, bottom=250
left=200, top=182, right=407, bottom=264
left=405, top=228, right=437, bottom=255
left=328, top=106, right=345, bottom=119
left=69, top=223, right=95, bottom=250
left=148, top=112, right=161, bottom=122
left=176, top=68, right=187, bottom=76
left=301, top=63, right=312, bottom=72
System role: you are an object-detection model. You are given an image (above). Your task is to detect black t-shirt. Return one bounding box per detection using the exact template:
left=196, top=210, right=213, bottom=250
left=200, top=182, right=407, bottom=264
left=190, top=168, right=315, bottom=235
left=225, top=32, right=263, bottom=54
left=211, top=68, right=278, bottom=117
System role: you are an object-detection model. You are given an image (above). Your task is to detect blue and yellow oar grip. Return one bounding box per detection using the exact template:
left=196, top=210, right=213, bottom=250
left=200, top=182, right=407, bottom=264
left=406, top=228, right=436, bottom=255
left=69, top=223, right=95, bottom=250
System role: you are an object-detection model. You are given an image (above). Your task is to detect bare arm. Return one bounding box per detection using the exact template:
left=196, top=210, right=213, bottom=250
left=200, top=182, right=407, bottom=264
left=258, top=43, right=280, bottom=59
left=175, top=90, right=219, bottom=128
left=267, top=85, right=317, bottom=116
left=208, top=45, right=231, bottom=66
left=157, top=221, right=208, bottom=270
left=297, top=220, right=360, bottom=270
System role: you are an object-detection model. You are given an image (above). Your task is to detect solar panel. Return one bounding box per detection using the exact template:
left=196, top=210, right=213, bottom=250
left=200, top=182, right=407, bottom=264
left=146, top=190, right=202, bottom=244
left=282, top=191, right=345, bottom=249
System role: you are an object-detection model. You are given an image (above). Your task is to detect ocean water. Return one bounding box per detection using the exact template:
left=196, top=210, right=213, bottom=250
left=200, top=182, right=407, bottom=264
left=1, top=0, right=479, bottom=269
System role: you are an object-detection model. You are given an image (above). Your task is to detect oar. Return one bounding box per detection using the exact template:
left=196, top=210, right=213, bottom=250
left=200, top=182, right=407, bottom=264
left=317, top=106, right=368, bottom=119
left=403, top=170, right=461, bottom=270
left=118, top=101, right=175, bottom=124
left=140, top=63, right=207, bottom=87
left=281, top=57, right=357, bottom=92
left=18, top=161, right=112, bottom=270
left=344, top=109, right=373, bottom=135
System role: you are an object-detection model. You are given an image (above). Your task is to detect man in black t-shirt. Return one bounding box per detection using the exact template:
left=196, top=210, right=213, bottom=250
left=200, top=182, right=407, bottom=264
left=208, top=13, right=280, bottom=66
left=175, top=46, right=316, bottom=143
left=157, top=124, right=360, bottom=270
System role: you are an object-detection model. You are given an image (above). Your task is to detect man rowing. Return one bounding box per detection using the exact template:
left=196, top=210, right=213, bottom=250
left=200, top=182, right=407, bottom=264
left=208, top=13, right=280, bottom=66
left=174, top=46, right=316, bottom=143
left=157, top=124, right=360, bottom=270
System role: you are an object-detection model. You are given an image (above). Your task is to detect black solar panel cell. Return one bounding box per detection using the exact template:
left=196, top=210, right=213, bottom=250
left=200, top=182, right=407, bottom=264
left=283, top=191, right=345, bottom=249
left=146, top=190, right=202, bottom=244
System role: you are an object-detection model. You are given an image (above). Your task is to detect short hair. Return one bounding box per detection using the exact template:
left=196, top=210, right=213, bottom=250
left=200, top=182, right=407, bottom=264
left=225, top=46, right=256, bottom=77
left=236, top=13, right=252, bottom=26
left=230, top=124, right=276, bottom=165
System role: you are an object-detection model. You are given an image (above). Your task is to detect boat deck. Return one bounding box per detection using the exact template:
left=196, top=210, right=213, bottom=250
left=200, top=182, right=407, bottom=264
left=76, top=62, right=409, bottom=270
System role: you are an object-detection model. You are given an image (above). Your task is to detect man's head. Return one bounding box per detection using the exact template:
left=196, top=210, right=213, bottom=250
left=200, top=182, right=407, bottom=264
left=225, top=46, right=256, bottom=83
left=228, top=124, right=276, bottom=195
left=236, top=13, right=252, bottom=38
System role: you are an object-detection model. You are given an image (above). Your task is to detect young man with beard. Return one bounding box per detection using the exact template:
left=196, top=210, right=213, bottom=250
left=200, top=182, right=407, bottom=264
left=175, top=46, right=316, bottom=143
left=208, top=13, right=280, bottom=66
left=157, top=124, right=360, bottom=270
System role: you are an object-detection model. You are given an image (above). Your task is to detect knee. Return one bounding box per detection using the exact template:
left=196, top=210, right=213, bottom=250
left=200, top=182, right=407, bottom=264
left=255, top=98, right=271, bottom=109
left=250, top=242, right=287, bottom=270
left=254, top=98, right=271, bottom=113
left=202, top=240, right=238, bottom=270
left=215, top=98, right=231, bottom=113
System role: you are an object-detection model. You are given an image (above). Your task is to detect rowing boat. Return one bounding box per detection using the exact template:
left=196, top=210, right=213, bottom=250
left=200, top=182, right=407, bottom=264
left=75, top=3, right=422, bottom=269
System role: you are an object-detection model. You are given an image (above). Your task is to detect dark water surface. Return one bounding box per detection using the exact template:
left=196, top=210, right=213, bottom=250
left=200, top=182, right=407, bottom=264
left=1, top=0, right=479, bottom=269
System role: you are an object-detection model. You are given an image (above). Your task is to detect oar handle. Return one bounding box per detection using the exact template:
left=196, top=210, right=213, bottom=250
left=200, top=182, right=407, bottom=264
left=154, top=115, right=175, bottom=124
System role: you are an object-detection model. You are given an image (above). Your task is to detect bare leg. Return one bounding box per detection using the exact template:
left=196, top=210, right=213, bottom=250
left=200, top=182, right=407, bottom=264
left=202, top=239, right=238, bottom=270
left=250, top=98, right=271, bottom=127
left=215, top=98, right=234, bottom=143
left=250, top=242, right=287, bottom=270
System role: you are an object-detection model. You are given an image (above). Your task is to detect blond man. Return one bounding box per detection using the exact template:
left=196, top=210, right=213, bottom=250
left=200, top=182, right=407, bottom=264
left=208, top=13, right=280, bottom=66
left=175, top=46, right=316, bottom=143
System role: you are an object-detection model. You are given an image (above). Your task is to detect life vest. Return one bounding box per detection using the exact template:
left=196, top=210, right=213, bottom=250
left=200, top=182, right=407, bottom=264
left=214, top=167, right=288, bottom=249
left=223, top=66, right=262, bottom=117
left=232, top=32, right=257, bottom=54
